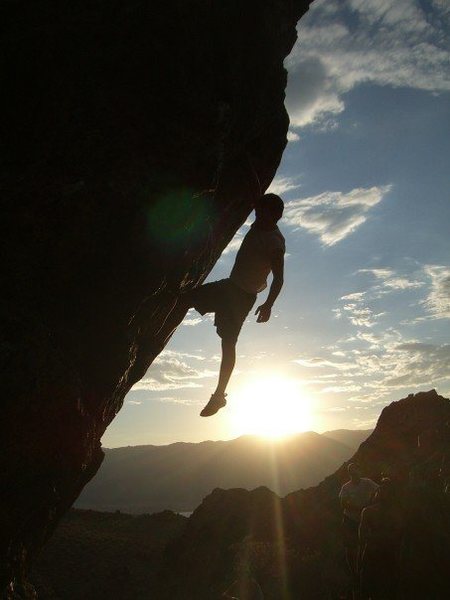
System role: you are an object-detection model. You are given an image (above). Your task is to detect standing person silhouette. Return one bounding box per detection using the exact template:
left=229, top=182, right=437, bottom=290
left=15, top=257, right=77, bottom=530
left=339, top=464, right=378, bottom=593
left=358, top=478, right=403, bottom=600
left=180, top=193, right=285, bottom=417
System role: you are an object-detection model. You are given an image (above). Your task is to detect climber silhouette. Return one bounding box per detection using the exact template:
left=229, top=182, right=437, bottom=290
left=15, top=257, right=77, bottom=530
left=180, top=193, right=285, bottom=417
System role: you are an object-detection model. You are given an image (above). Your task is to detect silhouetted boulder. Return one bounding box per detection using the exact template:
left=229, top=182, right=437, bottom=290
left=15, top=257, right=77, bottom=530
left=0, top=1, right=311, bottom=595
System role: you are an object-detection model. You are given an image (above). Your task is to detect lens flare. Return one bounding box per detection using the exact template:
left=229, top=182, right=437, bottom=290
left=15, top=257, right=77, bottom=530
left=146, top=188, right=214, bottom=250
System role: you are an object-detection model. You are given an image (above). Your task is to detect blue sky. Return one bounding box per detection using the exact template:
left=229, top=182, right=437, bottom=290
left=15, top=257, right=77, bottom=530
left=103, top=0, right=450, bottom=447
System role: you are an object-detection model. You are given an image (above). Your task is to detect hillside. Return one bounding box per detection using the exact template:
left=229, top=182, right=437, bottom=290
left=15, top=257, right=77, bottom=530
left=32, top=510, right=187, bottom=600
left=76, top=430, right=370, bottom=513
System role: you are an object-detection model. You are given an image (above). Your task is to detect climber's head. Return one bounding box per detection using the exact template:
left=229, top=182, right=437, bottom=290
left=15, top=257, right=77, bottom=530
left=254, top=193, right=284, bottom=227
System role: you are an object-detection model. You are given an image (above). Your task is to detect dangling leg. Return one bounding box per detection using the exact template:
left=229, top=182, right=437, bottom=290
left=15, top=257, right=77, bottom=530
left=215, top=338, right=236, bottom=395
left=200, top=337, right=236, bottom=417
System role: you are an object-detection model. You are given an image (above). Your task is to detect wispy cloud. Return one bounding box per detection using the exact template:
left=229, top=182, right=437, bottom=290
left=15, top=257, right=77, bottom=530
left=222, top=234, right=244, bottom=256
left=266, top=175, right=302, bottom=196
left=294, top=356, right=356, bottom=371
left=357, top=268, right=425, bottom=292
left=342, top=302, right=384, bottom=328
left=182, top=317, right=203, bottom=326
left=299, top=259, right=450, bottom=403
left=297, top=336, right=450, bottom=400
left=155, top=395, right=197, bottom=406
left=287, top=0, right=450, bottom=128
left=383, top=342, right=450, bottom=388
left=132, top=350, right=214, bottom=391
left=181, top=309, right=203, bottom=327
left=287, top=130, right=300, bottom=142
left=333, top=265, right=429, bottom=328
left=423, top=265, right=450, bottom=319
left=341, top=292, right=366, bottom=301
left=221, top=221, right=252, bottom=255
left=283, top=185, right=391, bottom=246
left=339, top=263, right=449, bottom=327
left=321, top=384, right=362, bottom=394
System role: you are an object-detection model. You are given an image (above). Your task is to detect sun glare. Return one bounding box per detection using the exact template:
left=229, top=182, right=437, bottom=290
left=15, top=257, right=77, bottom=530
left=228, top=375, right=314, bottom=439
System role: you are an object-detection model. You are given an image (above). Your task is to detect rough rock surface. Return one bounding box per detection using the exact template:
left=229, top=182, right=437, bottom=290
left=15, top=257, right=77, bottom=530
left=0, top=0, right=311, bottom=595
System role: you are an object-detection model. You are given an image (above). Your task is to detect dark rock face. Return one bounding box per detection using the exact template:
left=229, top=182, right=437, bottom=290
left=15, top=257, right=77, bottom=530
left=0, top=1, right=311, bottom=595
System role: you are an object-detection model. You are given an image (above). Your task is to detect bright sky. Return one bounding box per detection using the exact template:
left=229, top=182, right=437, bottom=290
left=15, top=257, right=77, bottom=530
left=103, top=0, right=450, bottom=447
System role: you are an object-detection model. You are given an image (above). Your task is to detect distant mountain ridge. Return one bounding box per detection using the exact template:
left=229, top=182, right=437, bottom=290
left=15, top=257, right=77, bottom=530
left=322, top=428, right=373, bottom=448
left=76, top=429, right=372, bottom=513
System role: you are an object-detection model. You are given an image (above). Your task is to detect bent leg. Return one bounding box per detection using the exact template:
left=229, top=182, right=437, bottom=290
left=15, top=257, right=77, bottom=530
left=215, top=338, right=236, bottom=395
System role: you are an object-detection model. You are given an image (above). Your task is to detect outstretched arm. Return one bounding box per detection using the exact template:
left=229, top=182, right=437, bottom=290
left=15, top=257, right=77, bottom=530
left=255, top=248, right=284, bottom=323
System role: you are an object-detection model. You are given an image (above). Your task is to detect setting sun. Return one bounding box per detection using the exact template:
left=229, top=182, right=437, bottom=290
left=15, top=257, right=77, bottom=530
left=228, top=375, right=315, bottom=439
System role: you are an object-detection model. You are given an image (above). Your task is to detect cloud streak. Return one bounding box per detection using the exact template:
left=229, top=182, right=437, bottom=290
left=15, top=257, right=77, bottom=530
left=423, top=265, right=450, bottom=319
left=286, top=0, right=450, bottom=128
left=283, top=185, right=391, bottom=245
left=221, top=220, right=252, bottom=256
left=267, top=175, right=302, bottom=196
left=297, top=335, right=450, bottom=401
left=297, top=261, right=450, bottom=405
left=357, top=268, right=425, bottom=292
left=132, top=350, right=214, bottom=392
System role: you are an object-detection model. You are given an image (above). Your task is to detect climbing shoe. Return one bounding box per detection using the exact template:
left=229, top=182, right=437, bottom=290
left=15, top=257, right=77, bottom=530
left=200, top=392, right=227, bottom=417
